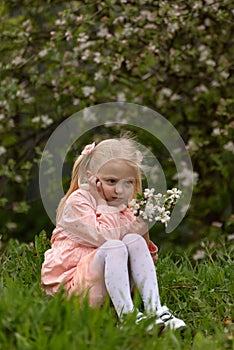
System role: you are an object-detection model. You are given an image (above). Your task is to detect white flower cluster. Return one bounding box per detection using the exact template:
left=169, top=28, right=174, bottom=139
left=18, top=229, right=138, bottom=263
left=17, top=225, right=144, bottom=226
left=129, top=187, right=182, bottom=227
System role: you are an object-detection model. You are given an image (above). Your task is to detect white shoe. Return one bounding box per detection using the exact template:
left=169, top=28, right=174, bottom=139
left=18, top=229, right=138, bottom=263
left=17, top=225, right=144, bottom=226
left=136, top=312, right=165, bottom=332
left=156, top=306, right=186, bottom=331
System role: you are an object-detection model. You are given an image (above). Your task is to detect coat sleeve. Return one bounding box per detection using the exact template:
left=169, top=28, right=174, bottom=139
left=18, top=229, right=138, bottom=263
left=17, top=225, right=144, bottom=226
left=57, top=191, right=132, bottom=247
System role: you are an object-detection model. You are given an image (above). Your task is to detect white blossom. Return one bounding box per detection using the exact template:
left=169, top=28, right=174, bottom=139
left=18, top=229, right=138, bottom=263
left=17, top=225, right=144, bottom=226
left=94, top=71, right=103, bottom=81
left=14, top=175, right=23, bottom=183
left=160, top=88, right=172, bottom=97
left=77, top=33, right=89, bottom=43
left=227, top=234, right=234, bottom=241
left=82, top=86, right=96, bottom=97
left=193, top=249, right=206, bottom=261
left=94, top=52, right=101, bottom=64
left=82, top=108, right=97, bottom=122
left=212, top=127, right=228, bottom=136
left=38, top=49, right=48, bottom=58
left=129, top=187, right=182, bottom=229
left=173, top=161, right=199, bottom=187
left=65, top=30, right=73, bottom=40
left=0, top=146, right=6, bottom=156
left=55, top=19, right=66, bottom=26
left=144, top=188, right=155, bottom=198
left=220, top=71, right=229, bottom=79
left=206, top=59, right=216, bottom=67
left=97, top=26, right=109, bottom=38
left=6, top=222, right=17, bottom=230
left=195, top=85, right=209, bottom=93
left=223, top=141, right=234, bottom=154
left=73, top=98, right=80, bottom=106
left=32, top=115, right=53, bottom=128
left=12, top=56, right=26, bottom=66
left=117, top=92, right=126, bottom=102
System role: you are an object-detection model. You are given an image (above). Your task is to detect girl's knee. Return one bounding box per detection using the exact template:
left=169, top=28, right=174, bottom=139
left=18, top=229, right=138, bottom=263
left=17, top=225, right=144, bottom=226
left=101, top=239, right=126, bottom=250
left=122, top=233, right=145, bottom=246
left=91, top=240, right=129, bottom=275
left=99, top=239, right=128, bottom=259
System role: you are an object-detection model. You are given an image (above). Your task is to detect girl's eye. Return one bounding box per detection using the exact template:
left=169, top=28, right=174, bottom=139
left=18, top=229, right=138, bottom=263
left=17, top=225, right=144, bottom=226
left=107, top=179, right=116, bottom=184
left=124, top=180, right=133, bottom=187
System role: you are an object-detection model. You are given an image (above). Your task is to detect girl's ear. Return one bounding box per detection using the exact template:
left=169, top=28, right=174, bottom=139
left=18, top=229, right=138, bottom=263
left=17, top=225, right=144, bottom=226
left=86, top=170, right=92, bottom=179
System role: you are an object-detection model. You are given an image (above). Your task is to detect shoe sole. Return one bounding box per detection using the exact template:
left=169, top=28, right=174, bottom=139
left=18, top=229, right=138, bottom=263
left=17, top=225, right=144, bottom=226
left=162, top=324, right=186, bottom=333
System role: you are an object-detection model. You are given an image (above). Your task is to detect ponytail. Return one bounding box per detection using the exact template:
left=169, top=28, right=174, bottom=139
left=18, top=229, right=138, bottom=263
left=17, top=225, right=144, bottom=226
left=56, top=154, right=84, bottom=220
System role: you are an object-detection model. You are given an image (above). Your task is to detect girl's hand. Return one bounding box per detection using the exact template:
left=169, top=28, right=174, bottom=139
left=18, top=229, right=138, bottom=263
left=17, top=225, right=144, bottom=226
left=88, top=175, right=107, bottom=206
left=129, top=216, right=148, bottom=236
left=148, top=240, right=159, bottom=263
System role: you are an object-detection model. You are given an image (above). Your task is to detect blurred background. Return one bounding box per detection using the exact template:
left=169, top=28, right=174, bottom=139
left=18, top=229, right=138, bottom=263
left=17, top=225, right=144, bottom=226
left=0, top=0, right=233, bottom=257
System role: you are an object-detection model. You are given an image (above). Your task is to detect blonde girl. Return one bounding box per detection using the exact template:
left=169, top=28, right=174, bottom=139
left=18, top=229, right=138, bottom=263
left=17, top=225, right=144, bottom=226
left=41, top=137, right=186, bottom=331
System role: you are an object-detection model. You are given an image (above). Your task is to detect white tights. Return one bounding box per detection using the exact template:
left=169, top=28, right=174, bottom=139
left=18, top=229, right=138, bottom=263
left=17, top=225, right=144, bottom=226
left=90, top=233, right=161, bottom=317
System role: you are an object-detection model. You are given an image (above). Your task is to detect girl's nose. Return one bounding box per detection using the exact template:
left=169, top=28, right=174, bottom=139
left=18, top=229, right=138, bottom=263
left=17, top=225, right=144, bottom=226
left=115, top=182, right=123, bottom=194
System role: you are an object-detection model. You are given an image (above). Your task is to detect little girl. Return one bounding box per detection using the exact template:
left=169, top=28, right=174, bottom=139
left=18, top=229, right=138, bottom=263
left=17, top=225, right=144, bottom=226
left=41, top=137, right=186, bottom=331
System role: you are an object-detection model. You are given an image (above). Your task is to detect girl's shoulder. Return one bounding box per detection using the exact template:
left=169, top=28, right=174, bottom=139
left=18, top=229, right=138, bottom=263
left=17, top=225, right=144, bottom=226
left=67, top=188, right=96, bottom=207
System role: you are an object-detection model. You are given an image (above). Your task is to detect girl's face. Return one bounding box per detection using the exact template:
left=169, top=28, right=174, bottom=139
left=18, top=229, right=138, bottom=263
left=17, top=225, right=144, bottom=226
left=96, top=159, right=136, bottom=207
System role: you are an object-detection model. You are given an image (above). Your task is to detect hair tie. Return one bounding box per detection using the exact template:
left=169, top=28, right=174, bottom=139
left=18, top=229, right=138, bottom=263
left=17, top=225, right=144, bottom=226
left=81, top=142, right=95, bottom=155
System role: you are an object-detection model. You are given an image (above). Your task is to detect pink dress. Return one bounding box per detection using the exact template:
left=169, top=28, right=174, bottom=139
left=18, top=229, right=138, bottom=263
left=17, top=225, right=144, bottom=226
left=41, top=189, right=136, bottom=306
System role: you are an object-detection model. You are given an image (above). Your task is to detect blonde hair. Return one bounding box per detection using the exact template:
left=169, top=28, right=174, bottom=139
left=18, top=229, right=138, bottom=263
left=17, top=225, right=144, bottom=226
left=56, top=137, right=143, bottom=220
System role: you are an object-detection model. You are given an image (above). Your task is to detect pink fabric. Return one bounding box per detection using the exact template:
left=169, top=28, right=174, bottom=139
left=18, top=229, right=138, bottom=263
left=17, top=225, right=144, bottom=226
left=41, top=189, right=136, bottom=305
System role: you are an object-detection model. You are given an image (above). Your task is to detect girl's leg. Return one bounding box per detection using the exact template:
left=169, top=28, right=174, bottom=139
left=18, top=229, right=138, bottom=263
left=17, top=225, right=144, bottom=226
left=122, top=233, right=161, bottom=315
left=122, top=234, right=186, bottom=331
left=90, top=240, right=134, bottom=317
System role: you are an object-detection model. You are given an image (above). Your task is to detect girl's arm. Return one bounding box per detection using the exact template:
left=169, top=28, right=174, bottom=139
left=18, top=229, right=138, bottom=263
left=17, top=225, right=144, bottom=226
left=143, top=232, right=158, bottom=263
left=58, top=191, right=129, bottom=247
left=143, top=232, right=150, bottom=244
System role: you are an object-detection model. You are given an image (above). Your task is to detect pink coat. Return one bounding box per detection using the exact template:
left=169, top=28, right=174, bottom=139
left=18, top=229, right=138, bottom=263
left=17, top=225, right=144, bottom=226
left=41, top=189, right=137, bottom=305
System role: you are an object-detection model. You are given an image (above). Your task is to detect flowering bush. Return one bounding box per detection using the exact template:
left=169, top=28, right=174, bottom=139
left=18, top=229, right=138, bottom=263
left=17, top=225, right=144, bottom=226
left=0, top=0, right=233, bottom=244
left=129, top=188, right=182, bottom=227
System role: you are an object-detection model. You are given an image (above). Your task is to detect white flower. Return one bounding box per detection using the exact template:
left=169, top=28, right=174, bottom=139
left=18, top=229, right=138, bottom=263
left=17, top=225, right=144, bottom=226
left=206, top=59, right=216, bottom=67
left=220, top=71, right=229, bottom=79
left=195, top=85, right=209, bottom=93
left=38, top=49, right=48, bottom=58
left=97, top=26, right=109, bottom=38
left=160, top=88, right=172, bottom=97
left=94, top=52, right=101, bottom=64
left=0, top=146, right=6, bottom=156
left=82, top=108, right=97, bottom=122
left=129, top=199, right=137, bottom=206
left=94, top=71, right=103, bottom=81
left=77, top=33, right=89, bottom=43
left=65, top=30, right=72, bottom=40
left=32, top=116, right=40, bottom=123
left=193, top=249, right=206, bottom=261
left=6, top=222, right=17, bottom=230
left=32, top=115, right=53, bottom=128
left=212, top=127, right=221, bottom=136
left=212, top=127, right=228, bottom=136
left=82, top=86, right=96, bottom=97
left=144, top=188, right=155, bottom=198
left=14, top=175, right=23, bottom=183
left=174, top=163, right=199, bottom=187
left=12, top=56, right=25, bottom=66
left=73, top=98, right=80, bottom=106
left=55, top=19, right=66, bottom=26
left=129, top=187, right=182, bottom=229
left=117, top=92, right=126, bottom=102
left=224, top=141, right=234, bottom=154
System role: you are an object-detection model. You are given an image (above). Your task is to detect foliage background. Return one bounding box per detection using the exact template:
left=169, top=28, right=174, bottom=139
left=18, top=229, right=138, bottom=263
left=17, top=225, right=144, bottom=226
left=0, top=0, right=233, bottom=255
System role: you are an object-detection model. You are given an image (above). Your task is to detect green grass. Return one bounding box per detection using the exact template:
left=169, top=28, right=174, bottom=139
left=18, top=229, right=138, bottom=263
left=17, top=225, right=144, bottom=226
left=0, top=232, right=233, bottom=350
